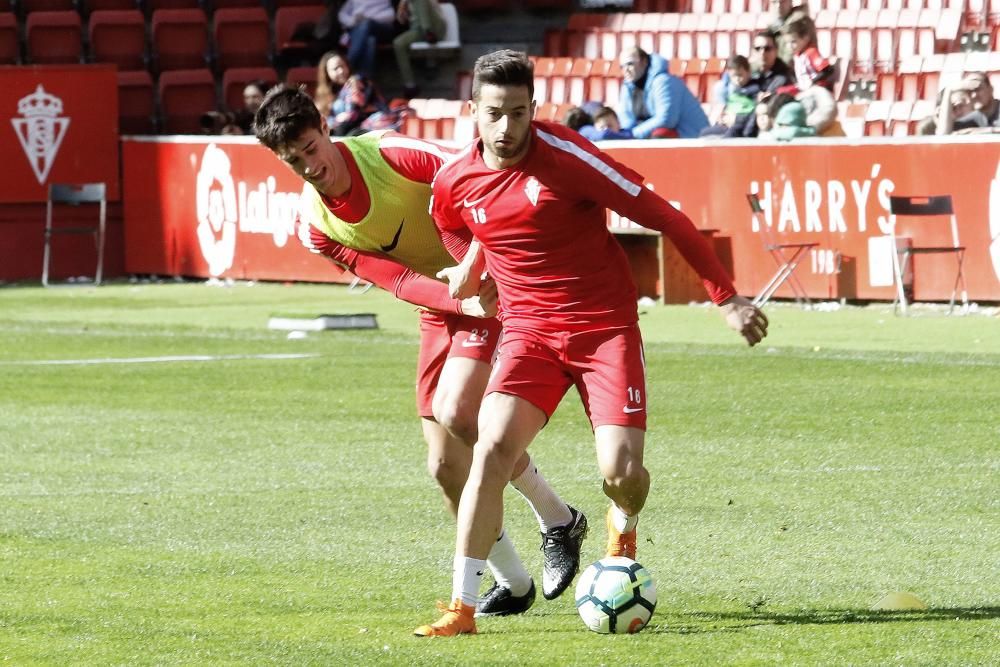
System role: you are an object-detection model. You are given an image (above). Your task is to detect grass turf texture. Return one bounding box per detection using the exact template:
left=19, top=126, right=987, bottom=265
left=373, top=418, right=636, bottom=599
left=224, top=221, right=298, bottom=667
left=1, top=282, right=997, bottom=665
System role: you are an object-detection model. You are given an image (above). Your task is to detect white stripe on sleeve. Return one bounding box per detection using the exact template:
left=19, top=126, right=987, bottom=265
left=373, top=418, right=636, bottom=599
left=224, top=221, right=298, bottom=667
left=535, top=128, right=643, bottom=197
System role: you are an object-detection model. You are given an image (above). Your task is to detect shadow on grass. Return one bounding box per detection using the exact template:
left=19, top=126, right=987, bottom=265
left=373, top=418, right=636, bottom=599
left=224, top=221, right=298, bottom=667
left=649, top=606, right=1000, bottom=635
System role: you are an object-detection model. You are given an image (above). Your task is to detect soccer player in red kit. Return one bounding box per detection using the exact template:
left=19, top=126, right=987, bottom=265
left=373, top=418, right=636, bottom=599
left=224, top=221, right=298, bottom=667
left=253, top=85, right=590, bottom=616
left=414, top=50, right=768, bottom=636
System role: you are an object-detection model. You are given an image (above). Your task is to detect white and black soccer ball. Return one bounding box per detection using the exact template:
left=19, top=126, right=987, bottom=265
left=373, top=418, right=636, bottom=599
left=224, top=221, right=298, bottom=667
left=575, top=556, right=657, bottom=634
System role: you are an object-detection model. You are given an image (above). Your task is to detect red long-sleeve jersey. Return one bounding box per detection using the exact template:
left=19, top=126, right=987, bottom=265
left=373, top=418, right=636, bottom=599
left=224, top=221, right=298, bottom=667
left=432, top=120, right=737, bottom=330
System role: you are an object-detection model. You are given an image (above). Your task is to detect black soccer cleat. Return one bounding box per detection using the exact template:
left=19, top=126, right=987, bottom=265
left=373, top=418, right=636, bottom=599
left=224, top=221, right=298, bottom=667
left=540, top=506, right=588, bottom=600
left=475, top=579, right=536, bottom=617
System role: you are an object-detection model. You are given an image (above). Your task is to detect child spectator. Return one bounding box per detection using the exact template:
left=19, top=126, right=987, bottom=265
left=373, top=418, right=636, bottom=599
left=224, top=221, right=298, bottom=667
left=781, top=17, right=835, bottom=94
left=579, top=106, right=635, bottom=141
left=700, top=56, right=760, bottom=138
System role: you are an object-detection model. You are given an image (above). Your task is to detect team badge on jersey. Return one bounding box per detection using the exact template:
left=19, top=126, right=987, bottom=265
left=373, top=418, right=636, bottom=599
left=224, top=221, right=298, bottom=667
left=524, top=177, right=541, bottom=207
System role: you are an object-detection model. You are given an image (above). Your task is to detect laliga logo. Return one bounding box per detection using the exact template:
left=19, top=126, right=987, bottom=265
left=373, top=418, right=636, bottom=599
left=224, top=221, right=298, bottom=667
left=195, top=144, right=238, bottom=276
left=990, top=159, right=1000, bottom=283
left=11, top=85, right=70, bottom=185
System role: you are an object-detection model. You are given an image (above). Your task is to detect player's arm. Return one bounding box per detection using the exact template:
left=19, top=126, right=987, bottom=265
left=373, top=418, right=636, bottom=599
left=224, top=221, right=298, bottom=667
left=626, top=190, right=768, bottom=345
left=436, top=239, right=485, bottom=300
left=308, top=226, right=491, bottom=317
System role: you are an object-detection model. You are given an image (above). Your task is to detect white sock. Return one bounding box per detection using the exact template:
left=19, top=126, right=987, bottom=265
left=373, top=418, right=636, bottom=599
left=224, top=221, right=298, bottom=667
left=610, top=504, right=639, bottom=534
left=511, top=458, right=574, bottom=532
left=486, top=530, right=532, bottom=597
left=452, top=555, right=487, bottom=607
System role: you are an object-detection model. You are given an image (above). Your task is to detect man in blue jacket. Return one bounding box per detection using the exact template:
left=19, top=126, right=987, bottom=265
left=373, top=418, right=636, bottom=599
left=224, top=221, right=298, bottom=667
left=617, top=47, right=708, bottom=139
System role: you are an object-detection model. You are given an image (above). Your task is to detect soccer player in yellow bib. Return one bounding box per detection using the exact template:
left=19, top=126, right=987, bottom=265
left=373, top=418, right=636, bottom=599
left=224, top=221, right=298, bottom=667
left=253, top=85, right=589, bottom=615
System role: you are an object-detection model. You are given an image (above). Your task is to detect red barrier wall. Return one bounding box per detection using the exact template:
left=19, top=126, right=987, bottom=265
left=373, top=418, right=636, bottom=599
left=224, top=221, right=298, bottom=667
left=121, top=135, right=1000, bottom=302
left=0, top=66, right=120, bottom=282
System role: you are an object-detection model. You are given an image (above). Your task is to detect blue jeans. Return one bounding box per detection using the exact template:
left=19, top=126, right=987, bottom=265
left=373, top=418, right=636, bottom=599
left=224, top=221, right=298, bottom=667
left=347, top=19, right=396, bottom=78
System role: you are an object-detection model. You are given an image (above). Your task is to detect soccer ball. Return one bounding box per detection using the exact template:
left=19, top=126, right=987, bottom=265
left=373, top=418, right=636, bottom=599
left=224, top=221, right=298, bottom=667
left=575, top=556, right=657, bottom=634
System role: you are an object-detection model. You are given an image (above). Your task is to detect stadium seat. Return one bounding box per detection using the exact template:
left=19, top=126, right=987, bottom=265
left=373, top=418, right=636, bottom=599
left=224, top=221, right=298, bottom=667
left=874, top=9, right=899, bottom=70
left=714, top=13, right=737, bottom=59
left=118, top=69, right=156, bottom=134
left=285, top=65, right=317, bottom=97
left=88, top=9, right=146, bottom=71
left=0, top=12, right=18, bottom=64
left=897, top=55, right=924, bottom=100
left=566, top=57, right=591, bottom=106
left=693, top=14, right=717, bottom=59
left=151, top=8, right=208, bottom=71
left=158, top=68, right=217, bottom=134
left=888, top=194, right=967, bottom=314
left=863, top=99, right=891, bottom=135
left=26, top=11, right=82, bottom=64
left=273, top=4, right=325, bottom=65
left=655, top=13, right=680, bottom=60
left=747, top=192, right=818, bottom=309
left=546, top=57, right=574, bottom=105
left=211, top=0, right=262, bottom=9
left=43, top=183, right=107, bottom=287
left=839, top=101, right=868, bottom=138
left=145, top=0, right=199, bottom=13
left=20, top=0, right=76, bottom=14
left=84, top=0, right=140, bottom=11
left=221, top=66, right=277, bottom=112
left=213, top=7, right=270, bottom=70
left=887, top=100, right=914, bottom=135
left=410, top=2, right=460, bottom=57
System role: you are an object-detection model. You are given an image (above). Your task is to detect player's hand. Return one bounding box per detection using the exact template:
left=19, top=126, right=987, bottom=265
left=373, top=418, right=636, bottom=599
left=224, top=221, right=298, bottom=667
left=719, top=295, right=768, bottom=347
left=436, top=263, right=482, bottom=300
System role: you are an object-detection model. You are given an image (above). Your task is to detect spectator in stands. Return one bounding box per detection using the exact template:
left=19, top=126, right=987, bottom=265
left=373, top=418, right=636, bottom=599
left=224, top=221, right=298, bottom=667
left=700, top=56, right=759, bottom=138
left=750, top=31, right=793, bottom=95
left=953, top=73, right=1000, bottom=134
left=617, top=46, right=708, bottom=139
left=562, top=106, right=593, bottom=131
left=314, top=50, right=387, bottom=136
left=933, top=84, right=988, bottom=136
left=781, top=17, right=835, bottom=94
left=768, top=0, right=810, bottom=66
left=201, top=80, right=270, bottom=135
left=314, top=51, right=351, bottom=120
left=339, top=0, right=398, bottom=78
left=796, top=85, right=845, bottom=137
left=762, top=100, right=815, bottom=141
left=756, top=91, right=796, bottom=139
left=580, top=106, right=635, bottom=141
left=393, top=0, right=446, bottom=98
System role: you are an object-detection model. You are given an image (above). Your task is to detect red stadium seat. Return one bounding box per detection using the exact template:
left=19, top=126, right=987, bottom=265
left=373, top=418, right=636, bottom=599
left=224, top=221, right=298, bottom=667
left=566, top=57, right=591, bottom=106
left=145, top=0, right=199, bottom=13
left=20, top=0, right=75, bottom=14
left=26, top=11, right=82, bottom=64
left=274, top=4, right=325, bottom=60
left=84, top=0, right=140, bottom=11
left=151, top=8, right=208, bottom=71
left=0, top=12, right=18, bottom=64
left=221, top=66, right=277, bottom=112
left=89, top=9, right=146, bottom=71
left=158, top=68, right=217, bottom=134
left=213, top=7, right=270, bottom=70
left=547, top=57, right=574, bottom=105
left=118, top=69, right=155, bottom=134
left=694, top=14, right=717, bottom=59
left=211, top=0, right=261, bottom=9
left=285, top=65, right=316, bottom=97
left=655, top=13, right=679, bottom=61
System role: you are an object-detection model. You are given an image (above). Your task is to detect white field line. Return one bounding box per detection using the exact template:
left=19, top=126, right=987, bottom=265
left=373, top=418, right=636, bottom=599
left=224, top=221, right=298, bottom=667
left=1, top=353, right=320, bottom=366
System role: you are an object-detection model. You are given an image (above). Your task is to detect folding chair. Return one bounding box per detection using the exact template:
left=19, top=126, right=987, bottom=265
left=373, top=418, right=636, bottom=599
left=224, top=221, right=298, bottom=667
left=888, top=194, right=967, bottom=315
left=43, top=183, right=107, bottom=287
left=746, top=193, right=818, bottom=308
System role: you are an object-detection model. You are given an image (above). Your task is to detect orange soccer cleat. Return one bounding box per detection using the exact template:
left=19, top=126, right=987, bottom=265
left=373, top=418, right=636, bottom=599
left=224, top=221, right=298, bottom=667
left=413, top=599, right=478, bottom=637
left=605, top=507, right=637, bottom=560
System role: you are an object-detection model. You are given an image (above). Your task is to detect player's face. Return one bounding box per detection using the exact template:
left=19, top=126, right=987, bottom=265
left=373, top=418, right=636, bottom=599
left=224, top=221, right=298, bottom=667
left=277, top=121, right=339, bottom=194
left=472, top=83, right=534, bottom=168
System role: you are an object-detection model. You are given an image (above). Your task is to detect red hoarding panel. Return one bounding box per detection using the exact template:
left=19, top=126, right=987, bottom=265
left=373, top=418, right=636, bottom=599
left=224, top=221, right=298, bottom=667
left=603, top=138, right=1000, bottom=302
left=122, top=136, right=1000, bottom=302
left=123, top=137, right=345, bottom=282
left=0, top=66, right=119, bottom=202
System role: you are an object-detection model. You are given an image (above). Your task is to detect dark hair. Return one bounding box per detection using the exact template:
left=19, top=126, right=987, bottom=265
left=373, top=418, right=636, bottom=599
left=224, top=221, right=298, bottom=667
left=245, top=79, right=270, bottom=97
left=726, top=55, right=751, bottom=71
left=471, top=49, right=534, bottom=101
left=782, top=16, right=816, bottom=42
left=766, top=92, right=796, bottom=119
left=754, top=30, right=777, bottom=44
left=593, top=105, right=618, bottom=123
left=562, top=106, right=593, bottom=130
left=253, top=84, right=323, bottom=150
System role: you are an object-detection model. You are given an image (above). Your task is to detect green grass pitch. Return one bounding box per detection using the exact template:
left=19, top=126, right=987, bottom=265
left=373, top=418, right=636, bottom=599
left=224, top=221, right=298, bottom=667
left=1, top=282, right=998, bottom=665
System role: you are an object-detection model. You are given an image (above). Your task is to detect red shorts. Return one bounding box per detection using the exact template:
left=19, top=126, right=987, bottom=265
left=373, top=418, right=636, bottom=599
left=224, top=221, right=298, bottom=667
left=415, top=310, right=501, bottom=417
left=485, top=324, right=647, bottom=430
